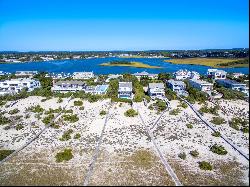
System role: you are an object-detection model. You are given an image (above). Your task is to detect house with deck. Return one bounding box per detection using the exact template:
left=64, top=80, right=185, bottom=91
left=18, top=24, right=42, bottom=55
left=188, top=79, right=213, bottom=94
left=118, top=82, right=133, bottom=99
left=216, top=79, right=249, bottom=96
left=15, top=71, right=38, bottom=77
left=72, top=71, right=94, bottom=79
left=167, top=79, right=188, bottom=96
left=207, top=69, right=227, bottom=80
left=148, top=83, right=165, bottom=99
left=133, top=71, right=158, bottom=80
left=173, top=69, right=200, bottom=80
left=51, top=80, right=86, bottom=92
left=0, top=78, right=41, bottom=95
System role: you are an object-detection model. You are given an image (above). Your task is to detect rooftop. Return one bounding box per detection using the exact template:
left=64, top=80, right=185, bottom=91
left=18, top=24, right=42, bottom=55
left=55, top=80, right=86, bottom=86
left=167, top=79, right=186, bottom=86
left=148, top=83, right=165, bottom=89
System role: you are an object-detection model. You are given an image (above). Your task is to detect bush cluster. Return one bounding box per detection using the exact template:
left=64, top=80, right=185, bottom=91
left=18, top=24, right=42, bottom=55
left=124, top=109, right=138, bottom=117
left=55, top=148, right=73, bottom=162
left=42, top=114, right=55, bottom=125
left=62, top=114, right=79, bottom=123
left=60, top=129, right=73, bottom=141
left=199, top=161, right=213, bottom=171
left=100, top=110, right=107, bottom=116
left=211, top=131, right=221, bottom=137
left=74, top=100, right=83, bottom=106
left=186, top=123, right=193, bottom=129
left=28, top=105, right=44, bottom=113
left=229, top=117, right=248, bottom=133
left=198, top=105, right=219, bottom=115
left=210, top=116, right=225, bottom=125
left=210, top=144, right=228, bottom=155
left=8, top=108, right=20, bottom=115
left=169, top=108, right=181, bottom=115
left=190, top=150, right=199, bottom=157
left=178, top=152, right=186, bottom=160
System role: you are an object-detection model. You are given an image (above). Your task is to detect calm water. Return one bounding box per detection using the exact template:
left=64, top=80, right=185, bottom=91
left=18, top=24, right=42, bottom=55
left=0, top=57, right=248, bottom=75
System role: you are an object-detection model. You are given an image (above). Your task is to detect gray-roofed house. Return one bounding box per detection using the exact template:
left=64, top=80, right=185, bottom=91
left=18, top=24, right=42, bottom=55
left=167, top=79, right=188, bottom=96
left=118, top=82, right=133, bottom=99
left=148, top=83, right=165, bottom=99
left=133, top=71, right=158, bottom=80
left=51, top=80, right=86, bottom=92
left=216, top=79, right=249, bottom=96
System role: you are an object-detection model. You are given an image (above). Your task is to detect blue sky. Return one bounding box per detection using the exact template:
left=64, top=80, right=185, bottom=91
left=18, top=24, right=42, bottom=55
left=0, top=0, right=249, bottom=51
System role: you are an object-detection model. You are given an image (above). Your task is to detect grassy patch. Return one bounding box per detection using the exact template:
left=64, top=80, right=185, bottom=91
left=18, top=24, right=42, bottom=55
left=211, top=131, right=221, bottom=137
left=62, top=114, right=79, bottom=123
left=0, top=150, right=14, bottom=161
left=130, top=150, right=154, bottom=169
left=55, top=148, right=73, bottom=162
left=59, top=129, right=73, bottom=141
left=165, top=58, right=248, bottom=68
left=169, top=108, right=181, bottom=115
left=8, top=108, right=20, bottom=115
left=28, top=105, right=44, bottom=113
left=100, top=61, right=162, bottom=69
left=42, top=114, right=55, bottom=125
left=74, top=100, right=83, bottom=106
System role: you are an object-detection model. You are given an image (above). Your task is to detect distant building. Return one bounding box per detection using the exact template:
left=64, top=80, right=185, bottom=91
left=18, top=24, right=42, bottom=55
left=173, top=69, right=200, bottom=80
left=148, top=83, right=165, bottom=99
left=51, top=80, right=86, bottom=93
left=133, top=71, right=158, bottom=80
left=167, top=79, right=188, bottom=96
left=105, top=74, right=122, bottom=83
left=0, top=78, right=41, bottom=95
left=188, top=79, right=213, bottom=93
left=15, top=71, right=38, bottom=77
left=216, top=79, right=249, bottom=96
left=45, top=72, right=71, bottom=79
left=207, top=69, right=227, bottom=80
left=72, top=72, right=94, bottom=79
left=118, top=82, right=133, bottom=99
left=232, top=72, right=245, bottom=79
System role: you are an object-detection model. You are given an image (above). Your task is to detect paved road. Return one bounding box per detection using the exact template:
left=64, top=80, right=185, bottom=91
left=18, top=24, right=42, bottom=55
left=178, top=96, right=249, bottom=161
left=83, top=102, right=112, bottom=186
left=0, top=95, right=73, bottom=166
left=133, top=102, right=182, bottom=186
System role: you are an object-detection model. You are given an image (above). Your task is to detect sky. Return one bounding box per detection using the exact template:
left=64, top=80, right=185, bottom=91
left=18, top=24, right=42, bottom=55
left=0, top=0, right=249, bottom=51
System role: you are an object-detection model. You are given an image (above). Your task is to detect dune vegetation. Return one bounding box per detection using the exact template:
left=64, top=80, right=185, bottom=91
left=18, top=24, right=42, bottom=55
left=100, top=61, right=162, bottom=69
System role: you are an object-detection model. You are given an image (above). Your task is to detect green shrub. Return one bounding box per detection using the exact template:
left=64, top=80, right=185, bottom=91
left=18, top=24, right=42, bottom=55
left=169, top=108, right=181, bottom=115
left=55, top=148, right=73, bottom=162
left=210, top=116, right=225, bottom=125
left=29, top=105, right=44, bottom=113
left=199, top=161, right=213, bottom=171
left=0, top=100, right=7, bottom=106
left=198, top=105, right=219, bottom=115
left=178, top=152, right=186, bottom=160
left=45, top=107, right=62, bottom=115
left=60, top=129, right=73, bottom=141
left=178, top=102, right=188, bottom=109
left=124, top=109, right=138, bottom=117
left=190, top=150, right=199, bottom=157
left=0, top=150, right=14, bottom=161
left=51, top=122, right=60, bottom=129
left=100, top=110, right=107, bottom=116
left=63, top=109, right=73, bottom=113
left=41, top=98, right=47, bottom=102
left=79, top=106, right=84, bottom=110
left=57, top=98, right=63, bottom=103
left=242, top=127, right=249, bottom=133
left=148, top=104, right=154, bottom=110
left=186, top=123, right=193, bottom=129
left=229, top=117, right=248, bottom=132
left=210, top=144, right=228, bottom=155
left=154, top=100, right=167, bottom=112
left=0, top=114, right=11, bottom=125
left=74, top=133, right=81, bottom=139
left=74, top=100, right=83, bottom=106
left=8, top=108, right=19, bottom=115
left=42, top=114, right=54, bottom=125
left=211, top=131, right=221, bottom=137
left=16, top=124, right=24, bottom=130
left=62, top=114, right=79, bottom=123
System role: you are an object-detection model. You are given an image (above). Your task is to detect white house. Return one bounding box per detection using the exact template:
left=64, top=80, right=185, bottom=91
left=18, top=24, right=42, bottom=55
left=0, top=78, right=41, bottom=95
left=167, top=79, right=188, bottom=96
left=133, top=71, right=158, bottom=80
left=173, top=69, right=200, bottom=80
left=188, top=79, right=213, bottom=93
left=148, top=83, right=165, bottom=99
left=216, top=79, right=249, bottom=97
left=51, top=80, right=86, bottom=93
left=105, top=74, right=122, bottom=83
left=118, top=82, right=133, bottom=99
left=15, top=71, right=38, bottom=77
left=72, top=72, right=94, bottom=79
left=207, top=69, right=227, bottom=80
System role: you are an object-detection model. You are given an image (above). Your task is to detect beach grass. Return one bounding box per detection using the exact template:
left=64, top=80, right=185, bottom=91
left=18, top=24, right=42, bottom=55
left=99, top=61, right=162, bottom=69
left=164, top=58, right=249, bottom=68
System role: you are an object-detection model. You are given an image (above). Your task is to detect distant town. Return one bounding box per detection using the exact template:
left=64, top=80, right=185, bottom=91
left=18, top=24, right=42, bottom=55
left=0, top=48, right=249, bottom=63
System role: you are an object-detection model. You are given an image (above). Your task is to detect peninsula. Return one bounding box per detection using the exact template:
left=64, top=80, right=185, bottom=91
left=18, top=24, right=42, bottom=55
left=165, top=58, right=249, bottom=68
left=99, top=61, right=162, bottom=69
